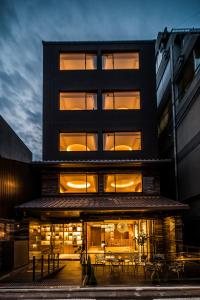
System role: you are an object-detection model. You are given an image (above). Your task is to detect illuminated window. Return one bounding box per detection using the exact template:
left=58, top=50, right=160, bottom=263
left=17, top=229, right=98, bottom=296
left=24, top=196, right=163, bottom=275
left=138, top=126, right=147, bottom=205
left=103, top=91, right=140, bottom=110
left=60, top=53, right=97, bottom=70
left=60, top=174, right=98, bottom=193
left=60, top=133, right=97, bottom=151
left=102, top=52, right=139, bottom=69
left=60, top=92, right=97, bottom=110
left=103, top=132, right=141, bottom=151
left=104, top=173, right=142, bottom=192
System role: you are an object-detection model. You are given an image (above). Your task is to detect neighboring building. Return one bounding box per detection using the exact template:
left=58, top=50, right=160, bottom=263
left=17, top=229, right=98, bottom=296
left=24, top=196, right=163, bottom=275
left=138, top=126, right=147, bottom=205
left=0, top=116, right=33, bottom=271
left=0, top=115, right=32, bottom=163
left=156, top=28, right=200, bottom=245
left=17, top=41, right=187, bottom=261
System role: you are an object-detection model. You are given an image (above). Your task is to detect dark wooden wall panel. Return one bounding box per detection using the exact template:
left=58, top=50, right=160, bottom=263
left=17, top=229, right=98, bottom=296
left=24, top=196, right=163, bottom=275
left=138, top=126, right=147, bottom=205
left=0, top=157, right=35, bottom=218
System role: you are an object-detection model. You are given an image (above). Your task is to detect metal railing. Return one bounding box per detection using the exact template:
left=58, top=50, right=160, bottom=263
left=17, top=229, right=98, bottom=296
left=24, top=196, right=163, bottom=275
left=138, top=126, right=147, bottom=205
left=32, top=254, right=61, bottom=281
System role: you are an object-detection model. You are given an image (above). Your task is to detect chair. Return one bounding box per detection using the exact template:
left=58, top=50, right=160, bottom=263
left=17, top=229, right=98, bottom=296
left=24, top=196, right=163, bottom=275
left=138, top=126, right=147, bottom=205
left=94, top=254, right=105, bottom=270
left=168, top=261, right=185, bottom=279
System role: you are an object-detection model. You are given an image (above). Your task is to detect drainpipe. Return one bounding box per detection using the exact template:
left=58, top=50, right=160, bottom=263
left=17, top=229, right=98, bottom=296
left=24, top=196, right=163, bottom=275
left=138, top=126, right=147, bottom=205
left=169, top=44, right=179, bottom=201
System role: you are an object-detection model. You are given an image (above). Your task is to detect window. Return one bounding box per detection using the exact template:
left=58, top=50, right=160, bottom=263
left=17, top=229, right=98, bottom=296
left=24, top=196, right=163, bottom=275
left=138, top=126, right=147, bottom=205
left=60, top=133, right=98, bottom=151
left=194, top=39, right=200, bottom=72
left=104, top=173, right=142, bottom=192
left=60, top=92, right=97, bottom=110
left=102, top=52, right=139, bottom=69
left=60, top=174, right=98, bottom=193
left=177, top=54, right=194, bottom=102
left=60, top=53, right=97, bottom=70
left=158, top=103, right=170, bottom=135
left=102, top=91, right=140, bottom=110
left=103, top=132, right=141, bottom=151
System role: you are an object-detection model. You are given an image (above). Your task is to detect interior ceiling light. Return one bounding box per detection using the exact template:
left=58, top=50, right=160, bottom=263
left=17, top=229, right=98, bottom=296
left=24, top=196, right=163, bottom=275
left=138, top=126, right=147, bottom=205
left=117, top=107, right=129, bottom=110
left=111, top=145, right=132, bottom=151
left=67, top=144, right=90, bottom=151
left=67, top=181, right=91, bottom=189
left=111, top=179, right=134, bottom=188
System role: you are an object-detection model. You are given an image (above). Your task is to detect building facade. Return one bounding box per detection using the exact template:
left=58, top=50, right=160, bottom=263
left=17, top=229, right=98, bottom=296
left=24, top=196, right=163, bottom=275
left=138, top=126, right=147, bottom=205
left=156, top=28, right=200, bottom=245
left=17, top=41, right=187, bottom=261
left=0, top=116, right=33, bottom=271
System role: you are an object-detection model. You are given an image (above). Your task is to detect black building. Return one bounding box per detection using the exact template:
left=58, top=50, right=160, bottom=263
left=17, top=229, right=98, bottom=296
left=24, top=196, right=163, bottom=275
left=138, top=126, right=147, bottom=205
left=18, top=41, right=187, bottom=261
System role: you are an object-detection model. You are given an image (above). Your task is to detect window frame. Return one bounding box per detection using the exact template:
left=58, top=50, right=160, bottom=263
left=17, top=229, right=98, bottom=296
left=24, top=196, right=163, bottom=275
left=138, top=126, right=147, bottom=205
left=59, top=132, right=98, bottom=152
left=102, top=90, right=141, bottom=110
left=103, top=172, right=143, bottom=193
left=103, top=131, right=142, bottom=151
left=102, top=52, right=140, bottom=70
left=59, top=173, right=98, bottom=194
left=59, top=91, right=97, bottom=111
left=59, top=52, right=97, bottom=71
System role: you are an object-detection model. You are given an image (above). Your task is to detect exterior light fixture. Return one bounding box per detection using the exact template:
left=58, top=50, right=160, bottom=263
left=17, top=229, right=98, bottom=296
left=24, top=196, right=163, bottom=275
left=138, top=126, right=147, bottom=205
left=67, top=181, right=91, bottom=189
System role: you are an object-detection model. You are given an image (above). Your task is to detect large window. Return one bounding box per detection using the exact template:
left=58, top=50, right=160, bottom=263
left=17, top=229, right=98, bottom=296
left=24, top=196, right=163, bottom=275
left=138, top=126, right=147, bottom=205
left=60, top=133, right=98, bottom=151
left=103, top=132, right=141, bottom=151
left=102, top=52, right=139, bottom=70
left=60, top=53, right=97, bottom=70
left=60, top=92, right=97, bottom=110
left=102, top=91, right=140, bottom=110
left=104, top=173, right=142, bottom=192
left=60, top=174, right=98, bottom=193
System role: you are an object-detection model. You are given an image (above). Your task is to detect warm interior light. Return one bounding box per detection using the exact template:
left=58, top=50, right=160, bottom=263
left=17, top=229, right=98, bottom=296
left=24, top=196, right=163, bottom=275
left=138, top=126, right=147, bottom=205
left=110, top=145, right=132, bottom=151
left=67, top=181, right=91, bottom=189
left=111, top=180, right=134, bottom=188
left=67, top=144, right=90, bottom=151
left=117, top=107, right=129, bottom=110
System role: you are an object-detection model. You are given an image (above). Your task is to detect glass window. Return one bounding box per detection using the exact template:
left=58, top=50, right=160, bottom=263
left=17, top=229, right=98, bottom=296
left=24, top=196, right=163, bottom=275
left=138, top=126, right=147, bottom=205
left=103, top=91, right=140, bottom=110
left=103, top=132, right=141, bottom=151
left=194, top=46, right=200, bottom=72
left=60, top=133, right=98, bottom=151
left=60, top=174, right=98, bottom=193
left=60, top=53, right=97, bottom=70
left=60, top=92, right=97, bottom=110
left=102, top=52, right=139, bottom=70
left=104, top=173, right=142, bottom=192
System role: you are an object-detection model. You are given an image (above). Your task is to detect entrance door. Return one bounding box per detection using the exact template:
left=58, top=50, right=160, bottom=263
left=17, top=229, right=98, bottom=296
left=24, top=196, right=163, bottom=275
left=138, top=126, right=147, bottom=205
left=91, top=227, right=101, bottom=246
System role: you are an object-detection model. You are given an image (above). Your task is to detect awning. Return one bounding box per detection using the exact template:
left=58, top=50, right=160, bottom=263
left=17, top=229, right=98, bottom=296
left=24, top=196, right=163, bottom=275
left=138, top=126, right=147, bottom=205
left=16, top=195, right=188, bottom=212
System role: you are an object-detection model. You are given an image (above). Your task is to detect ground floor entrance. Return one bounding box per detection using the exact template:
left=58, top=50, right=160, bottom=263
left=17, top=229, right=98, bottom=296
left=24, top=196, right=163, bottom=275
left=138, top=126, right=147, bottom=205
left=29, top=216, right=182, bottom=261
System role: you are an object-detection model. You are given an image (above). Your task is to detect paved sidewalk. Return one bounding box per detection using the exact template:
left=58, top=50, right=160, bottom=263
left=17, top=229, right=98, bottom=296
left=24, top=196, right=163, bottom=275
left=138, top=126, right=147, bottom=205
left=0, top=285, right=200, bottom=299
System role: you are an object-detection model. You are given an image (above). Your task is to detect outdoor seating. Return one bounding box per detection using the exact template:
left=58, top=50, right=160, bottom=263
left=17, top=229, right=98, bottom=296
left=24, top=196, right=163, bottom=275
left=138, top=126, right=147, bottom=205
left=168, top=261, right=185, bottom=279
left=145, top=254, right=165, bottom=281
left=94, top=254, right=106, bottom=269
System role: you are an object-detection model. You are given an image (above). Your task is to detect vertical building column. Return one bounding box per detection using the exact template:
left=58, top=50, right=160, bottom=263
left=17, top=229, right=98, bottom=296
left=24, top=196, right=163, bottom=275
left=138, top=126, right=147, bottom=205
left=163, top=216, right=176, bottom=260
left=175, top=215, right=183, bottom=254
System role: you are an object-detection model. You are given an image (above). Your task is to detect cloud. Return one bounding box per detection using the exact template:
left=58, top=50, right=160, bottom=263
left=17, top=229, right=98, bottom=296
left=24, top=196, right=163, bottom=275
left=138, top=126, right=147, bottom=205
left=0, top=0, right=200, bottom=160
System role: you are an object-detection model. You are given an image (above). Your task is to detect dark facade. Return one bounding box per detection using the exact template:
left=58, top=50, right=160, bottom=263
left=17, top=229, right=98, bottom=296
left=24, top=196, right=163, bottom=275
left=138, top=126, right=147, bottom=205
left=0, top=116, right=32, bottom=163
left=155, top=28, right=200, bottom=245
left=0, top=116, right=34, bottom=271
left=43, top=41, right=158, bottom=161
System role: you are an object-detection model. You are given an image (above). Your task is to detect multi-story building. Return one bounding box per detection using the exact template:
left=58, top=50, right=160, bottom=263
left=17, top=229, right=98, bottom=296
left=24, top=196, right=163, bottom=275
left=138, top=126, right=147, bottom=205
left=156, top=28, right=200, bottom=245
left=17, top=41, right=187, bottom=260
left=0, top=115, right=33, bottom=271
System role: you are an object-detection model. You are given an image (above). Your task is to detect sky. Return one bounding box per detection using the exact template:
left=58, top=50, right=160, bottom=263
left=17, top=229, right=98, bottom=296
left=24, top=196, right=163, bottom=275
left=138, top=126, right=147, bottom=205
left=0, top=0, right=200, bottom=160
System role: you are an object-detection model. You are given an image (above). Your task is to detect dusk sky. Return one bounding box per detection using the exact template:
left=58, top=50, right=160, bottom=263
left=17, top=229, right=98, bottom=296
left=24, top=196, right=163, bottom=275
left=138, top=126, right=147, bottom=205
left=0, top=0, right=200, bottom=160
